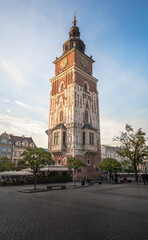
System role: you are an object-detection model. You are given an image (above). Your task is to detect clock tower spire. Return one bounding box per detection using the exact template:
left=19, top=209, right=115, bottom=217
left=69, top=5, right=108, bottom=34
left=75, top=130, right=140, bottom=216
left=63, top=15, right=85, bottom=53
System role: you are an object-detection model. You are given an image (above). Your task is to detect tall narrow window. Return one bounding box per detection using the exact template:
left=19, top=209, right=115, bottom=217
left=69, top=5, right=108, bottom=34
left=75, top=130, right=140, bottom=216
left=54, top=132, right=59, bottom=145
left=61, top=83, right=64, bottom=92
left=60, top=111, right=63, bottom=122
left=89, top=132, right=94, bottom=145
left=89, top=133, right=91, bottom=145
left=83, top=83, right=87, bottom=91
left=58, top=159, right=61, bottom=165
left=85, top=111, right=88, bottom=123
left=83, top=132, right=85, bottom=144
left=92, top=133, right=94, bottom=145
left=63, top=132, right=66, bottom=144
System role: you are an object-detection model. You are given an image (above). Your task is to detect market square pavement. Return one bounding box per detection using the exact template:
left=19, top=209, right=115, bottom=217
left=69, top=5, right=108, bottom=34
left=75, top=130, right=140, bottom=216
left=0, top=182, right=148, bottom=240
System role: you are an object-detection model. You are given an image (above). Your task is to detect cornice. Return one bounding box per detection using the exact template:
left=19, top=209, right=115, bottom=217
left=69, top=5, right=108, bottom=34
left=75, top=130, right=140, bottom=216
left=49, top=65, right=99, bottom=83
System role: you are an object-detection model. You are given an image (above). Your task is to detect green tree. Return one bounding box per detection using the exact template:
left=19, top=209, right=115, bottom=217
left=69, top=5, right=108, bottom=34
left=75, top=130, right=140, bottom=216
left=99, top=158, right=121, bottom=181
left=67, top=157, right=85, bottom=187
left=21, top=148, right=54, bottom=190
left=0, top=160, right=16, bottom=172
left=120, top=159, right=135, bottom=173
left=114, top=124, right=148, bottom=181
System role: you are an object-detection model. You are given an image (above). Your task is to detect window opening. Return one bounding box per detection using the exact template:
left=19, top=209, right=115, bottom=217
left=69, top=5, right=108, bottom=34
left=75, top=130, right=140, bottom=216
left=85, top=111, right=88, bottom=123
left=84, top=83, right=87, bottom=91
left=89, top=132, right=94, bottom=145
left=87, top=159, right=91, bottom=165
left=60, top=111, right=63, bottom=122
left=58, top=159, right=61, bottom=165
left=63, top=132, right=66, bottom=144
left=54, top=132, right=59, bottom=145
left=83, top=132, right=85, bottom=144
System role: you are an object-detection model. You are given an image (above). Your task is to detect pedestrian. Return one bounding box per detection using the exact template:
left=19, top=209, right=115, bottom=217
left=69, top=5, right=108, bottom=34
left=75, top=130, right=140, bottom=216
left=87, top=178, right=90, bottom=185
left=123, top=176, right=127, bottom=182
left=81, top=178, right=85, bottom=186
left=146, top=174, right=148, bottom=185
left=142, top=173, right=146, bottom=185
left=115, top=173, right=118, bottom=183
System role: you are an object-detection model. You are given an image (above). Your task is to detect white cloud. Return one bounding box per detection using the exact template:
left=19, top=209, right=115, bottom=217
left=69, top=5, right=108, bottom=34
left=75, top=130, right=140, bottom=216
left=6, top=109, right=11, bottom=113
left=0, top=113, right=48, bottom=148
left=15, top=100, right=48, bottom=119
left=100, top=116, right=148, bottom=146
left=0, top=56, right=26, bottom=88
left=15, top=101, right=30, bottom=109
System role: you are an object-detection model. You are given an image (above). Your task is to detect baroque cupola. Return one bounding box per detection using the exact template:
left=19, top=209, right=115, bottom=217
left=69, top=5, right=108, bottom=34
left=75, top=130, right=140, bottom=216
left=63, top=14, right=85, bottom=53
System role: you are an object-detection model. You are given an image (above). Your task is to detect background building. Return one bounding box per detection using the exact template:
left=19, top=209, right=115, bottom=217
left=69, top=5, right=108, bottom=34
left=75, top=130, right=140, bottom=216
left=0, top=132, right=13, bottom=161
left=101, top=145, right=123, bottom=163
left=47, top=16, right=101, bottom=179
left=10, top=135, right=36, bottom=164
left=0, top=132, right=36, bottom=164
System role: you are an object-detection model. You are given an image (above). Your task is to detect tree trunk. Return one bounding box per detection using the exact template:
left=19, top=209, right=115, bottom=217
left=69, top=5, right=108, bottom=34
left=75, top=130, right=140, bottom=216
left=109, top=171, right=112, bottom=182
left=34, top=174, right=37, bottom=190
left=74, top=170, right=76, bottom=187
left=134, top=165, right=138, bottom=182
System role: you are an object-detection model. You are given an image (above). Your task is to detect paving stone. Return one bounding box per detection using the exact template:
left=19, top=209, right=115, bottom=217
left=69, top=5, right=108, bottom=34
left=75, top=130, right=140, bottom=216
left=0, top=182, right=148, bottom=240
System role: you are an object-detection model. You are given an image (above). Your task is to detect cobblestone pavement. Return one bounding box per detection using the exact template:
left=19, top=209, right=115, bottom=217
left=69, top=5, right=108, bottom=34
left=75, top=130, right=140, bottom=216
left=0, top=182, right=148, bottom=240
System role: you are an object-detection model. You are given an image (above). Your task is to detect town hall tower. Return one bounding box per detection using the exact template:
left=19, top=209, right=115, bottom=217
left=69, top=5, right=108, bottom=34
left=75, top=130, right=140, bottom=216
left=47, top=15, right=101, bottom=179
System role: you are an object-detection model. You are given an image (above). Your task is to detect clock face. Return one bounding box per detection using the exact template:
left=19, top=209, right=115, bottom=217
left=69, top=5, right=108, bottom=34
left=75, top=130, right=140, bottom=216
left=81, top=57, right=87, bottom=68
left=60, top=57, right=68, bottom=69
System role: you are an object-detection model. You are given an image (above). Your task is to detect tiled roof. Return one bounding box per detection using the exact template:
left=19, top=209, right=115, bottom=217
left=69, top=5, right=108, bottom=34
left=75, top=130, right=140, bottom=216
left=0, top=132, right=9, bottom=138
left=53, top=123, right=66, bottom=130
left=10, top=135, right=36, bottom=146
left=82, top=124, right=97, bottom=131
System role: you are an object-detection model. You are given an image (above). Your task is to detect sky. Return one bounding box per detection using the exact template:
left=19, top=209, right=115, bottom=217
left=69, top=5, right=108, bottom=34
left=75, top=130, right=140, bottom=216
left=0, top=0, right=148, bottom=148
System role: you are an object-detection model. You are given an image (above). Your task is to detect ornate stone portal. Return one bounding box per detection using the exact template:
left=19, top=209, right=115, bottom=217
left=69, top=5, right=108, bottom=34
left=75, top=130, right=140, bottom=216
left=47, top=15, right=101, bottom=179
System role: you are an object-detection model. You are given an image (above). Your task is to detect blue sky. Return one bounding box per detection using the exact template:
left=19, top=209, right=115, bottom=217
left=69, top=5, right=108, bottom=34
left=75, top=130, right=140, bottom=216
left=0, top=0, right=148, bottom=147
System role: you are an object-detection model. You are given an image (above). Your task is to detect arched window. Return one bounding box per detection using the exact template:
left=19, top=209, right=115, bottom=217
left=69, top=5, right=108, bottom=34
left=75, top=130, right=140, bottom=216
left=83, top=82, right=89, bottom=92
left=60, top=111, right=63, bottom=122
left=85, top=111, right=88, bottom=123
left=61, top=83, right=64, bottom=92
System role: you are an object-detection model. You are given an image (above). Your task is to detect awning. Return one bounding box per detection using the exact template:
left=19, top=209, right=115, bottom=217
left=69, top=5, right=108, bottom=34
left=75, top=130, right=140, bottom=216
left=0, top=170, right=33, bottom=176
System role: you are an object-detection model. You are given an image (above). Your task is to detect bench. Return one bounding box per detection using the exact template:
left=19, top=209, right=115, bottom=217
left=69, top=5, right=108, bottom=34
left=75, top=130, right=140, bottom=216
left=127, top=180, right=132, bottom=183
left=47, top=185, right=66, bottom=190
left=90, top=181, right=102, bottom=186
left=120, top=180, right=132, bottom=183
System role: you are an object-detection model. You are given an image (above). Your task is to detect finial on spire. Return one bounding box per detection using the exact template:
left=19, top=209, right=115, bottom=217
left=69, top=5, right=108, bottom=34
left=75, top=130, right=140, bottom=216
left=73, top=11, right=77, bottom=26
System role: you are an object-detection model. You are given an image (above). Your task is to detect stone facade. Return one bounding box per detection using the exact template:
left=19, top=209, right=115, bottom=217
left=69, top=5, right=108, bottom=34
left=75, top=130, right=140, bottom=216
left=47, top=16, right=101, bottom=179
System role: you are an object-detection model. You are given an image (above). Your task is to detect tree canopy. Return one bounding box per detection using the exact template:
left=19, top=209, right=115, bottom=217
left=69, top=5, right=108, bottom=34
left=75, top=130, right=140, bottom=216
left=99, top=158, right=121, bottom=174
left=21, top=148, right=54, bottom=189
left=67, top=157, right=85, bottom=171
left=67, top=157, right=85, bottom=186
left=114, top=124, right=148, bottom=181
left=0, top=160, right=16, bottom=172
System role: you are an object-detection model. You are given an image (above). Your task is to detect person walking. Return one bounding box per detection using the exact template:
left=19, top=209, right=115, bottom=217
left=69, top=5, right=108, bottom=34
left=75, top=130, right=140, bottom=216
left=142, top=173, right=146, bottom=185
left=146, top=174, right=148, bottom=185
